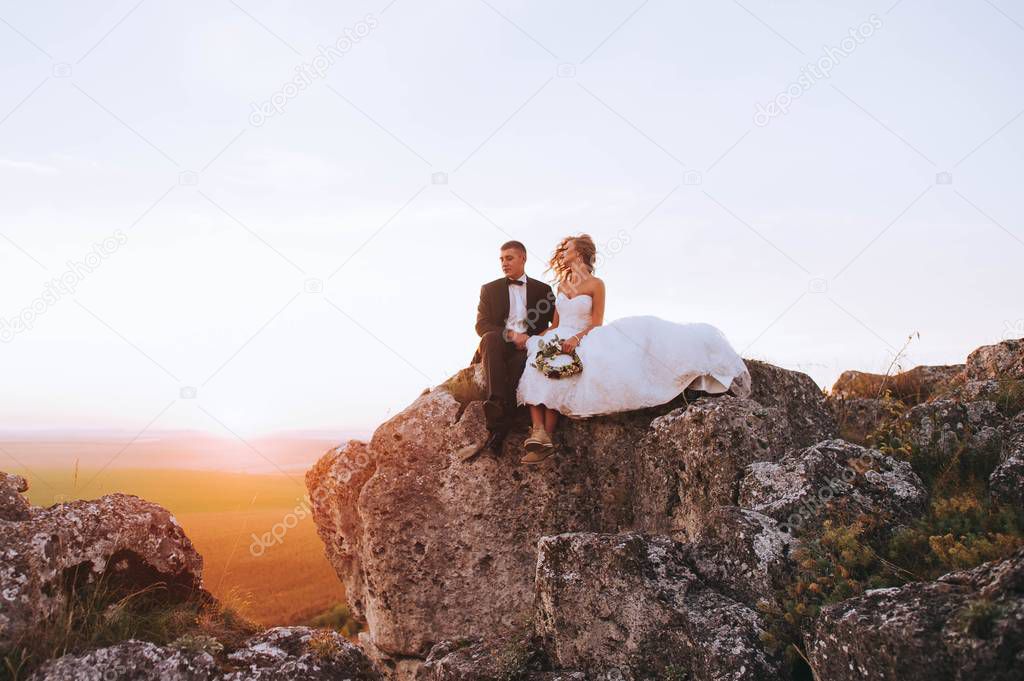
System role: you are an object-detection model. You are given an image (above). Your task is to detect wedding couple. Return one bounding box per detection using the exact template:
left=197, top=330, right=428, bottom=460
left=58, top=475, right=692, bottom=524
left=461, top=236, right=752, bottom=465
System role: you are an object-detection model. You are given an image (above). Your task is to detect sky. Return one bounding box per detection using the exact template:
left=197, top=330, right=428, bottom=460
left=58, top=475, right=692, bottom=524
left=1, top=0, right=1022, bottom=439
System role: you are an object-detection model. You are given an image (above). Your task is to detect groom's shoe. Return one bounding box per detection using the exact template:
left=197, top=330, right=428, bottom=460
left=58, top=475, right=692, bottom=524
left=457, top=429, right=505, bottom=462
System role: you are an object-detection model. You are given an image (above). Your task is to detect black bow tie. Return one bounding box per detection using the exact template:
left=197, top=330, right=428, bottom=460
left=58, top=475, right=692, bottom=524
left=506, top=279, right=524, bottom=286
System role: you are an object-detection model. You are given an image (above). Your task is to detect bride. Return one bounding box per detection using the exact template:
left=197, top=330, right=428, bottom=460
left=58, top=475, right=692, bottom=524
left=516, top=234, right=752, bottom=464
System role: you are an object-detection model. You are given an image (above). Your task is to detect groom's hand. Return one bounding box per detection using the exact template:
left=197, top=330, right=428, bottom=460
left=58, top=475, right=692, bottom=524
left=510, top=332, right=528, bottom=350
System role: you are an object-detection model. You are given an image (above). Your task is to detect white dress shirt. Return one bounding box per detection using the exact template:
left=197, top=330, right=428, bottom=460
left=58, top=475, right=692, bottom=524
left=505, top=273, right=528, bottom=335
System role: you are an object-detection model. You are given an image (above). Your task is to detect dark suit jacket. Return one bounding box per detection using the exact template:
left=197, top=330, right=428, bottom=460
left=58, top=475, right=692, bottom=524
left=471, top=276, right=556, bottom=363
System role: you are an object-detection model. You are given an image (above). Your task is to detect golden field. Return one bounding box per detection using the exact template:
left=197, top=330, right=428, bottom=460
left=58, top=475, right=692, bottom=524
left=13, top=466, right=346, bottom=627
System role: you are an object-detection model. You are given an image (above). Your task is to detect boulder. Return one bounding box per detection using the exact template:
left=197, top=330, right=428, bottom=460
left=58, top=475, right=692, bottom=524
left=990, top=414, right=1024, bottom=509
left=305, top=440, right=377, bottom=618
left=829, top=395, right=892, bottom=445
left=906, top=399, right=1005, bottom=463
left=807, top=548, right=1024, bottom=681
left=746, top=359, right=836, bottom=446
left=306, top=361, right=836, bottom=665
left=739, top=439, right=927, bottom=536
left=222, top=626, right=381, bottom=680
left=26, top=640, right=219, bottom=681
left=306, top=384, right=649, bottom=660
left=26, top=627, right=382, bottom=681
left=0, top=474, right=206, bottom=653
left=416, top=636, right=555, bottom=681
left=635, top=396, right=792, bottom=540
left=0, top=472, right=32, bottom=521
left=964, top=339, right=1024, bottom=382
left=687, top=506, right=799, bottom=610
left=830, top=364, right=963, bottom=405
left=534, top=532, right=781, bottom=681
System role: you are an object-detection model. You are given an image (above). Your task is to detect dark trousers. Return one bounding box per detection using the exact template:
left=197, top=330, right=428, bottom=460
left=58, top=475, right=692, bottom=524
left=479, top=330, right=527, bottom=432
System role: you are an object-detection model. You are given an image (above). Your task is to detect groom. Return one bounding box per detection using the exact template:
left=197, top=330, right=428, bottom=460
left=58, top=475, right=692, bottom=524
left=461, top=240, right=556, bottom=461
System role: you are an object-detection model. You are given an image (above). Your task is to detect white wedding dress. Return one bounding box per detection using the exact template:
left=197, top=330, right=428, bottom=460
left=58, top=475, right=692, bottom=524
left=516, top=292, right=752, bottom=417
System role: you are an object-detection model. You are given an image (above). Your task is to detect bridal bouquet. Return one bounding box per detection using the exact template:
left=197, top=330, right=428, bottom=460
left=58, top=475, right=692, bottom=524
left=532, top=335, right=583, bottom=379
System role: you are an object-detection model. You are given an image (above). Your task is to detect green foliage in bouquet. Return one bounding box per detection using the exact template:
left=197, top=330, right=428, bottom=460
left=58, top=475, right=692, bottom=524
left=531, top=335, right=583, bottom=379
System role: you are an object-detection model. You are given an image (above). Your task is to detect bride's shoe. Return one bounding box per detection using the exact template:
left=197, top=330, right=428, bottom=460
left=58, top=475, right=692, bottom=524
left=524, top=426, right=551, bottom=453
left=522, top=427, right=554, bottom=464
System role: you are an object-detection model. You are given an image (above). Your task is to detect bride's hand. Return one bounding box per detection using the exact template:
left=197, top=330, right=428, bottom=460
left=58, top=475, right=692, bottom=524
left=561, top=336, right=579, bottom=354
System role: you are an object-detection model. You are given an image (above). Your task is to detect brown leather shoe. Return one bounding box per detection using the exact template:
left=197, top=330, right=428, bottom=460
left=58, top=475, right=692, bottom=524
left=520, top=444, right=554, bottom=465
left=457, top=430, right=505, bottom=462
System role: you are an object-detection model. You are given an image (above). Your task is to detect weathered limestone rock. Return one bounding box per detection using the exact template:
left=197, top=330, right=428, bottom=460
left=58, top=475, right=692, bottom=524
left=306, top=361, right=834, bottom=665
left=907, top=399, right=1005, bottom=465
left=746, top=359, right=836, bottom=446
left=222, top=626, right=382, bottom=680
left=831, top=364, right=963, bottom=405
left=27, top=627, right=382, bottom=681
left=26, top=640, right=219, bottom=681
left=687, top=506, right=799, bottom=610
left=0, top=472, right=32, bottom=521
left=636, top=396, right=793, bottom=540
left=0, top=475, right=205, bottom=653
left=990, top=414, right=1024, bottom=509
left=829, top=395, right=891, bottom=445
left=534, top=532, right=781, bottom=681
left=305, top=440, right=377, bottom=618
left=964, top=339, right=1024, bottom=382
left=415, top=636, right=559, bottom=681
left=739, top=439, right=927, bottom=536
left=807, top=548, right=1024, bottom=681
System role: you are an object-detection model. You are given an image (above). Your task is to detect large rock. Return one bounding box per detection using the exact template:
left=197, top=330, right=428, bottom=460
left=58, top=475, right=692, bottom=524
left=534, top=532, right=781, bottom=681
left=0, top=474, right=206, bottom=653
left=27, top=627, right=382, bottom=681
left=26, top=640, right=219, bottom=681
left=746, top=359, right=836, bottom=446
left=416, top=636, right=567, bottom=681
left=829, top=395, right=892, bottom=445
left=305, top=440, right=377, bottom=619
left=687, top=506, right=798, bottom=611
left=635, top=396, right=792, bottom=540
left=906, top=399, right=1005, bottom=464
left=739, top=439, right=927, bottom=536
left=831, top=364, right=963, bottom=405
left=0, top=472, right=32, bottom=521
left=222, top=626, right=382, bottom=680
left=807, top=548, right=1024, bottom=681
left=306, top=361, right=834, bottom=665
left=990, top=413, right=1024, bottom=509
left=964, top=339, right=1024, bottom=382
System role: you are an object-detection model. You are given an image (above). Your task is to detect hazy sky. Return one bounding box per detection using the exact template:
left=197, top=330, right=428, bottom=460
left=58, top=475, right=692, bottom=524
left=1, top=0, right=1022, bottom=439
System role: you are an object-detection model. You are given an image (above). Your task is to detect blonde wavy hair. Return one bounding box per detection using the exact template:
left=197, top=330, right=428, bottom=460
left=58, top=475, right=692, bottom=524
left=547, top=234, right=597, bottom=284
